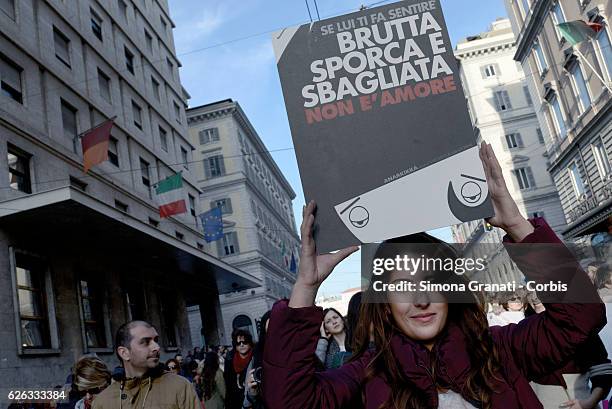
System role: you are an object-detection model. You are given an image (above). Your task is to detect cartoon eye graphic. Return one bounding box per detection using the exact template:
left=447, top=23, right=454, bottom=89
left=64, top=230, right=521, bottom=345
left=349, top=206, right=369, bottom=228
left=461, top=181, right=482, bottom=204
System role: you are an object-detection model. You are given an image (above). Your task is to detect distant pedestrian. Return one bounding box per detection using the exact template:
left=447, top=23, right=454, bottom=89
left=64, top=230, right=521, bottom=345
left=315, top=308, right=350, bottom=369
left=202, top=352, right=225, bottom=409
left=165, top=358, right=180, bottom=376
left=58, top=356, right=111, bottom=409
left=224, top=329, right=254, bottom=409
left=243, top=311, right=271, bottom=409
left=345, top=291, right=362, bottom=351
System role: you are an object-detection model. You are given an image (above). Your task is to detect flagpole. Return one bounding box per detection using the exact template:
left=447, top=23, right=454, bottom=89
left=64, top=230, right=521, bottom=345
left=575, top=48, right=612, bottom=93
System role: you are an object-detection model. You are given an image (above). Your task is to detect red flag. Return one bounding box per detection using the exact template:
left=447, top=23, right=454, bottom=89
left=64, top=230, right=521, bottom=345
left=587, top=21, right=604, bottom=33
left=81, top=118, right=114, bottom=173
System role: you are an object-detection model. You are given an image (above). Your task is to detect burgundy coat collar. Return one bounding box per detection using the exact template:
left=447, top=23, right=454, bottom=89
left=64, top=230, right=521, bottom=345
left=384, top=323, right=520, bottom=409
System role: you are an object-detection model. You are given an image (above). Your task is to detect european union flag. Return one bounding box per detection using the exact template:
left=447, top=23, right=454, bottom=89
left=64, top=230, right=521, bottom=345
left=200, top=207, right=223, bottom=243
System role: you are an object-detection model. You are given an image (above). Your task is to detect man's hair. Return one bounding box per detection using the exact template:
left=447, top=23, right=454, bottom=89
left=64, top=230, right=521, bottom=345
left=114, top=320, right=154, bottom=364
left=231, top=329, right=253, bottom=346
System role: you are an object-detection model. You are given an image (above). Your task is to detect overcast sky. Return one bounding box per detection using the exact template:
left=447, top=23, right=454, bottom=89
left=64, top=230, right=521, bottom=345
left=168, top=0, right=508, bottom=296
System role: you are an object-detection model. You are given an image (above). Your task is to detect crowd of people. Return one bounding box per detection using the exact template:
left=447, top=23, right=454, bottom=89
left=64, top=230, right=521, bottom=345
left=8, top=143, right=612, bottom=409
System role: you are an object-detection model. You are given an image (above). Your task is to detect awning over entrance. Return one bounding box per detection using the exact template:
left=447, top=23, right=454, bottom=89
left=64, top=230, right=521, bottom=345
left=0, top=187, right=260, bottom=294
left=563, top=198, right=612, bottom=239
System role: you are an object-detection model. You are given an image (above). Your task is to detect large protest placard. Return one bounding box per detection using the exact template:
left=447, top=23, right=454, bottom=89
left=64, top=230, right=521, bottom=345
left=272, top=0, right=494, bottom=253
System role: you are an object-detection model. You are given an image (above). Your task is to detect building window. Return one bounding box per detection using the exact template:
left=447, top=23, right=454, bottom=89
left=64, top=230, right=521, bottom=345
left=533, top=41, right=548, bottom=74
left=519, top=0, right=530, bottom=18
left=204, top=155, right=225, bottom=178
left=139, top=158, right=150, bottom=188
left=232, top=315, right=254, bottom=337
left=97, top=69, right=111, bottom=103
left=13, top=251, right=53, bottom=349
left=188, top=194, right=196, bottom=217
left=494, top=90, right=512, bottom=111
left=108, top=137, right=119, bottom=167
left=61, top=99, right=77, bottom=141
left=199, top=128, right=219, bottom=144
left=0, top=0, right=15, bottom=20
left=124, top=282, right=145, bottom=321
left=159, top=296, right=177, bottom=348
left=151, top=77, right=160, bottom=100
left=221, top=232, right=239, bottom=256
left=173, top=101, right=181, bottom=123
left=53, top=27, right=71, bottom=68
left=79, top=275, right=108, bottom=349
left=7, top=145, right=31, bottom=193
left=536, top=128, right=544, bottom=144
left=114, top=200, right=128, bottom=212
left=482, top=64, right=498, bottom=78
left=592, top=140, right=610, bottom=181
left=595, top=28, right=612, bottom=81
left=144, top=30, right=153, bottom=52
left=132, top=100, right=142, bottom=130
left=551, top=2, right=566, bottom=40
left=90, top=9, right=103, bottom=41
left=549, top=95, right=566, bottom=139
left=197, top=242, right=203, bottom=250
left=570, top=63, right=591, bottom=112
left=166, top=58, right=174, bottom=77
left=0, top=55, right=23, bottom=103
left=124, top=47, right=134, bottom=75
left=175, top=231, right=184, bottom=240
left=118, top=0, right=127, bottom=19
left=568, top=162, right=586, bottom=197
left=160, top=15, right=167, bottom=32
left=148, top=217, right=159, bottom=227
left=180, top=147, right=188, bottom=169
left=513, top=167, right=535, bottom=190
left=159, top=127, right=168, bottom=151
left=523, top=86, right=533, bottom=106
left=505, top=133, right=523, bottom=149
left=212, top=198, right=233, bottom=214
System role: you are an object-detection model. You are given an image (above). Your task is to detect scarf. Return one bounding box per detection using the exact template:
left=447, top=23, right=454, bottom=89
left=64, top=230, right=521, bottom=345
left=233, top=350, right=253, bottom=374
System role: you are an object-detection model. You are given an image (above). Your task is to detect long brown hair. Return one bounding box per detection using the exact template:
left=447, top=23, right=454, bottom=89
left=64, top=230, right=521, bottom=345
left=350, top=233, right=504, bottom=409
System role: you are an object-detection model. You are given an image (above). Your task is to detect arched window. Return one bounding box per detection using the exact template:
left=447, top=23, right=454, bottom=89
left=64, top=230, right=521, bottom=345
left=232, top=315, right=254, bottom=339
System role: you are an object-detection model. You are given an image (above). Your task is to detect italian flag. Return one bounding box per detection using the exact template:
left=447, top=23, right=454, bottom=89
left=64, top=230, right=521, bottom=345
left=557, top=20, right=604, bottom=45
left=155, top=173, right=187, bottom=218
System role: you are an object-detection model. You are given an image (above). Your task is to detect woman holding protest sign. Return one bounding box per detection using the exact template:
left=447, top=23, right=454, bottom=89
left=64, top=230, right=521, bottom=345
left=262, top=142, right=606, bottom=409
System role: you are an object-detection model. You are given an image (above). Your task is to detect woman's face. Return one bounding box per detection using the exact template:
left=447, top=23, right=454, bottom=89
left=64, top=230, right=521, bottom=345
left=324, top=311, right=344, bottom=335
left=387, top=268, right=448, bottom=348
left=83, top=384, right=108, bottom=408
left=507, top=296, right=524, bottom=311
left=167, top=362, right=179, bottom=374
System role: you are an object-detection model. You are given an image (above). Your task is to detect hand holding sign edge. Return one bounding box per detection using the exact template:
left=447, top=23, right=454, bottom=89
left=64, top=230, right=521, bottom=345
left=289, top=201, right=359, bottom=308
left=479, top=141, right=534, bottom=242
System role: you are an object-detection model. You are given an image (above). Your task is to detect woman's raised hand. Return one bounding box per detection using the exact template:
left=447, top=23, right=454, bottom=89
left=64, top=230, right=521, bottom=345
left=289, top=201, right=359, bottom=308
left=479, top=141, right=534, bottom=242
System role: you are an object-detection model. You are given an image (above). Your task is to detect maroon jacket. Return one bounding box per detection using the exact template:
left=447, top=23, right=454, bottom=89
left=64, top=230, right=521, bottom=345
left=263, top=219, right=606, bottom=409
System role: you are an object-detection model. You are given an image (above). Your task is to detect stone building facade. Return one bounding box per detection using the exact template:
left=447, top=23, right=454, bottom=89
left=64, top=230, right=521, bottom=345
left=0, top=0, right=258, bottom=390
left=187, top=99, right=299, bottom=344
left=505, top=0, right=612, bottom=240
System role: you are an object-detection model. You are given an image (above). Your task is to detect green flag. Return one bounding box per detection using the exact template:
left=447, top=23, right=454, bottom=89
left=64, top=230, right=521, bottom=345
left=557, top=20, right=604, bottom=45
